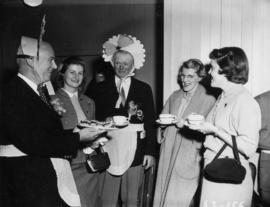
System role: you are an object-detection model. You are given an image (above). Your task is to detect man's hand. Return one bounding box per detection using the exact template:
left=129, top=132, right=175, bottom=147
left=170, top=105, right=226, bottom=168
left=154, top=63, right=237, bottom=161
left=91, top=137, right=109, bottom=149
left=143, top=155, right=156, bottom=170
left=79, top=128, right=107, bottom=142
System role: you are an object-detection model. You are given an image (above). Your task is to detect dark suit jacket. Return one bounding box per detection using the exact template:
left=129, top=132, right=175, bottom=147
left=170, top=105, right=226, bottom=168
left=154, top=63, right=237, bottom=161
left=255, top=91, right=270, bottom=197
left=0, top=76, right=80, bottom=207
left=87, top=77, right=158, bottom=166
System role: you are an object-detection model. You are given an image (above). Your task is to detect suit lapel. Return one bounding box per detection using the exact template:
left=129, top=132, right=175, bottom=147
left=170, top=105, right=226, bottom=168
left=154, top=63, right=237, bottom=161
left=17, top=77, right=59, bottom=118
left=124, top=78, right=136, bottom=107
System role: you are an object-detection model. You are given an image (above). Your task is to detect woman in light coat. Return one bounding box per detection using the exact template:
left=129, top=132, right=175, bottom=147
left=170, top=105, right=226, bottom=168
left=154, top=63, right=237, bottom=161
left=154, top=59, right=216, bottom=207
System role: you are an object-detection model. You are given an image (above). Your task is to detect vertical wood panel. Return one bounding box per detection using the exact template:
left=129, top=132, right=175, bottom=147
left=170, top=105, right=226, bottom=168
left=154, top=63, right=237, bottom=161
left=190, top=0, right=202, bottom=58
left=200, top=0, right=212, bottom=62
left=241, top=0, right=254, bottom=93
left=252, top=0, right=270, bottom=95
left=209, top=0, right=221, bottom=50
left=163, top=0, right=173, bottom=101
left=164, top=0, right=270, bottom=100
left=252, top=1, right=265, bottom=96
left=221, top=0, right=232, bottom=45
left=230, top=0, right=242, bottom=47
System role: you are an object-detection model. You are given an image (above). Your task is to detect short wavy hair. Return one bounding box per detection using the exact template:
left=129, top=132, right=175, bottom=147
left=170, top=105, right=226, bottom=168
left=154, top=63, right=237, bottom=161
left=56, top=56, right=86, bottom=91
left=177, top=58, right=206, bottom=86
left=209, top=47, right=249, bottom=84
left=179, top=58, right=206, bottom=77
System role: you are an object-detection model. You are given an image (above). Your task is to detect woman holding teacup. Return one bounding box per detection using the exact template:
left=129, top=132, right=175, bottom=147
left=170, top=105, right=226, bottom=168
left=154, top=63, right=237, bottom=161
left=154, top=59, right=216, bottom=207
left=186, top=47, right=261, bottom=207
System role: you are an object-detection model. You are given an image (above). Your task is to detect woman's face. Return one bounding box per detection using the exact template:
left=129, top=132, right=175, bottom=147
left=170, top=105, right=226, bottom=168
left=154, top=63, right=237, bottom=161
left=63, top=64, right=84, bottom=90
left=209, top=60, right=227, bottom=88
left=179, top=68, right=201, bottom=92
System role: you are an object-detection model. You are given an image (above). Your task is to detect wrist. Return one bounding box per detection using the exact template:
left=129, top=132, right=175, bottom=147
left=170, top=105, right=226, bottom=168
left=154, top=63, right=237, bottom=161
left=213, top=126, right=220, bottom=137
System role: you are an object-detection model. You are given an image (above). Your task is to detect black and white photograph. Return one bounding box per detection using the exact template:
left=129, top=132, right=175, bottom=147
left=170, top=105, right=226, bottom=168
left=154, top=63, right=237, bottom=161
left=0, top=0, right=269, bottom=207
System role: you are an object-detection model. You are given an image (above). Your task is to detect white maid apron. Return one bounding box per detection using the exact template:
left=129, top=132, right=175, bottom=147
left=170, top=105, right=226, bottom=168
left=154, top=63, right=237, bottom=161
left=103, top=123, right=145, bottom=176
left=0, top=144, right=81, bottom=207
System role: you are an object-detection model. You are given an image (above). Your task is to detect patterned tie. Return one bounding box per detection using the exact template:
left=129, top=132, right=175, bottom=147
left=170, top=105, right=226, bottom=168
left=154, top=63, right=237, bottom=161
left=37, top=84, right=51, bottom=107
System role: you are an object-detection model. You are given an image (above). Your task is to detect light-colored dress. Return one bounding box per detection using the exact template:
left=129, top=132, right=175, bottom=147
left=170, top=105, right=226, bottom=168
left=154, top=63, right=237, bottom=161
left=154, top=84, right=215, bottom=207
left=200, top=84, right=261, bottom=207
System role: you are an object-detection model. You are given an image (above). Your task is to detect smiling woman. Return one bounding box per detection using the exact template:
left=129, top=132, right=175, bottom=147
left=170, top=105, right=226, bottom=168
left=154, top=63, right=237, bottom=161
left=177, top=58, right=206, bottom=92
left=154, top=58, right=216, bottom=207
left=56, top=56, right=86, bottom=93
left=51, top=56, right=102, bottom=207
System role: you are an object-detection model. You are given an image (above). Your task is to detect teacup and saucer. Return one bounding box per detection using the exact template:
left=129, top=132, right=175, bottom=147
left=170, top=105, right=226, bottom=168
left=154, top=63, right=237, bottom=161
left=156, top=114, right=177, bottom=125
left=113, top=116, right=129, bottom=127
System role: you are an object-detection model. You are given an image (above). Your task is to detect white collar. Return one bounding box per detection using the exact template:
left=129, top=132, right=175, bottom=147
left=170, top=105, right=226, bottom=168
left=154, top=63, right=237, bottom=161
left=115, top=76, right=131, bottom=86
left=115, top=76, right=131, bottom=95
left=61, top=88, right=78, bottom=98
left=17, top=73, right=39, bottom=94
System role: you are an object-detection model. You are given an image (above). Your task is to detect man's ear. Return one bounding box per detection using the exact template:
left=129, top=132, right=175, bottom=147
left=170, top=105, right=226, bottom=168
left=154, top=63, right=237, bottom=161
left=25, top=57, right=36, bottom=69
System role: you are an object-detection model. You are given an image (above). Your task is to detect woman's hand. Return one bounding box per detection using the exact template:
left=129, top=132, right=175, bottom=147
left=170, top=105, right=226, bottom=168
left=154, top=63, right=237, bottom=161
left=185, top=121, right=217, bottom=135
left=175, top=118, right=185, bottom=128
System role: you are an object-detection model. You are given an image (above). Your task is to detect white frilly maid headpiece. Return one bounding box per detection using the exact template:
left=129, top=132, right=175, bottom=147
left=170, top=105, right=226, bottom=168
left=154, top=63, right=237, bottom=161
left=102, top=34, right=146, bottom=70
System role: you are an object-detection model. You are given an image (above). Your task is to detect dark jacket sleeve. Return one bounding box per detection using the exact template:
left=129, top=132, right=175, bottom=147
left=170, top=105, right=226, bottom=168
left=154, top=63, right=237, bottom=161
left=255, top=92, right=270, bottom=150
left=2, top=83, right=80, bottom=158
left=142, top=84, right=158, bottom=158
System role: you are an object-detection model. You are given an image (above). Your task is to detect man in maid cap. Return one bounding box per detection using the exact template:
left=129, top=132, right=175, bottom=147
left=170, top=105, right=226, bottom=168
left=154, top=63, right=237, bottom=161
left=0, top=36, right=106, bottom=207
left=94, top=34, right=158, bottom=207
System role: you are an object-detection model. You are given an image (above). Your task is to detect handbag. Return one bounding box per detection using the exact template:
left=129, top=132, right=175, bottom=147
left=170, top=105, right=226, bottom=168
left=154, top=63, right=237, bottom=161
left=86, top=146, right=111, bottom=172
left=204, top=135, right=246, bottom=184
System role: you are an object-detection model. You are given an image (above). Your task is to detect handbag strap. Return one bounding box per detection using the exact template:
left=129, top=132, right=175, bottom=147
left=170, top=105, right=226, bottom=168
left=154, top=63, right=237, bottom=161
left=231, top=135, right=241, bottom=163
left=212, top=143, right=227, bottom=161
left=98, top=145, right=106, bottom=154
left=212, top=135, right=242, bottom=163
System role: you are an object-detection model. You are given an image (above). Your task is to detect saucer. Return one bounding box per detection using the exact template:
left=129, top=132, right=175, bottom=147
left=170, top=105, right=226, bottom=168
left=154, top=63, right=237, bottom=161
left=114, top=121, right=129, bottom=128
left=156, top=119, right=178, bottom=126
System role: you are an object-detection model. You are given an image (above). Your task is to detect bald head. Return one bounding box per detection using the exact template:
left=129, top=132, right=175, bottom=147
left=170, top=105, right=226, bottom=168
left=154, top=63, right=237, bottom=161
left=16, top=36, right=57, bottom=84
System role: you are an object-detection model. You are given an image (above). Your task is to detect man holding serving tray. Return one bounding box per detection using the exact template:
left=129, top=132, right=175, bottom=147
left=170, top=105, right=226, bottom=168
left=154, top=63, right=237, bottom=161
left=154, top=59, right=216, bottom=207
left=0, top=36, right=106, bottom=207
left=92, top=34, right=158, bottom=207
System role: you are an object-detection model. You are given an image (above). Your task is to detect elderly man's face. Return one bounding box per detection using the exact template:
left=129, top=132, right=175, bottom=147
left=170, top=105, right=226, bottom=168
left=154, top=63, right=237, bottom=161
left=33, top=43, right=57, bottom=84
left=113, top=52, right=134, bottom=79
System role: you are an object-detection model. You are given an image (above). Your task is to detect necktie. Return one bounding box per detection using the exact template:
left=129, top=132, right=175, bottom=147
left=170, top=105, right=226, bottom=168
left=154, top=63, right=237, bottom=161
left=119, top=83, right=126, bottom=106
left=37, top=84, right=51, bottom=107
left=115, top=79, right=127, bottom=108
left=70, top=94, right=87, bottom=122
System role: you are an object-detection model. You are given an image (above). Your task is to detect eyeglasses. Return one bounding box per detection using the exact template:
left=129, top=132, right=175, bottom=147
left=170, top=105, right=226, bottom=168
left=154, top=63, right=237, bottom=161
left=178, top=74, right=197, bottom=81
left=16, top=54, right=34, bottom=59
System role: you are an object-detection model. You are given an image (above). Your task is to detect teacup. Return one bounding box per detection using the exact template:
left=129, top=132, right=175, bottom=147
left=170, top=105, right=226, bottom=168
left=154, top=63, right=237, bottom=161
left=159, top=114, right=176, bottom=124
left=187, top=113, right=204, bottom=125
left=113, top=115, right=128, bottom=125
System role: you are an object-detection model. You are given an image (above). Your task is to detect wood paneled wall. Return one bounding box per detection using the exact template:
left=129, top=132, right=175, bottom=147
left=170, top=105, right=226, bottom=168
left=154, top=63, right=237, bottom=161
left=164, top=0, right=270, bottom=101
